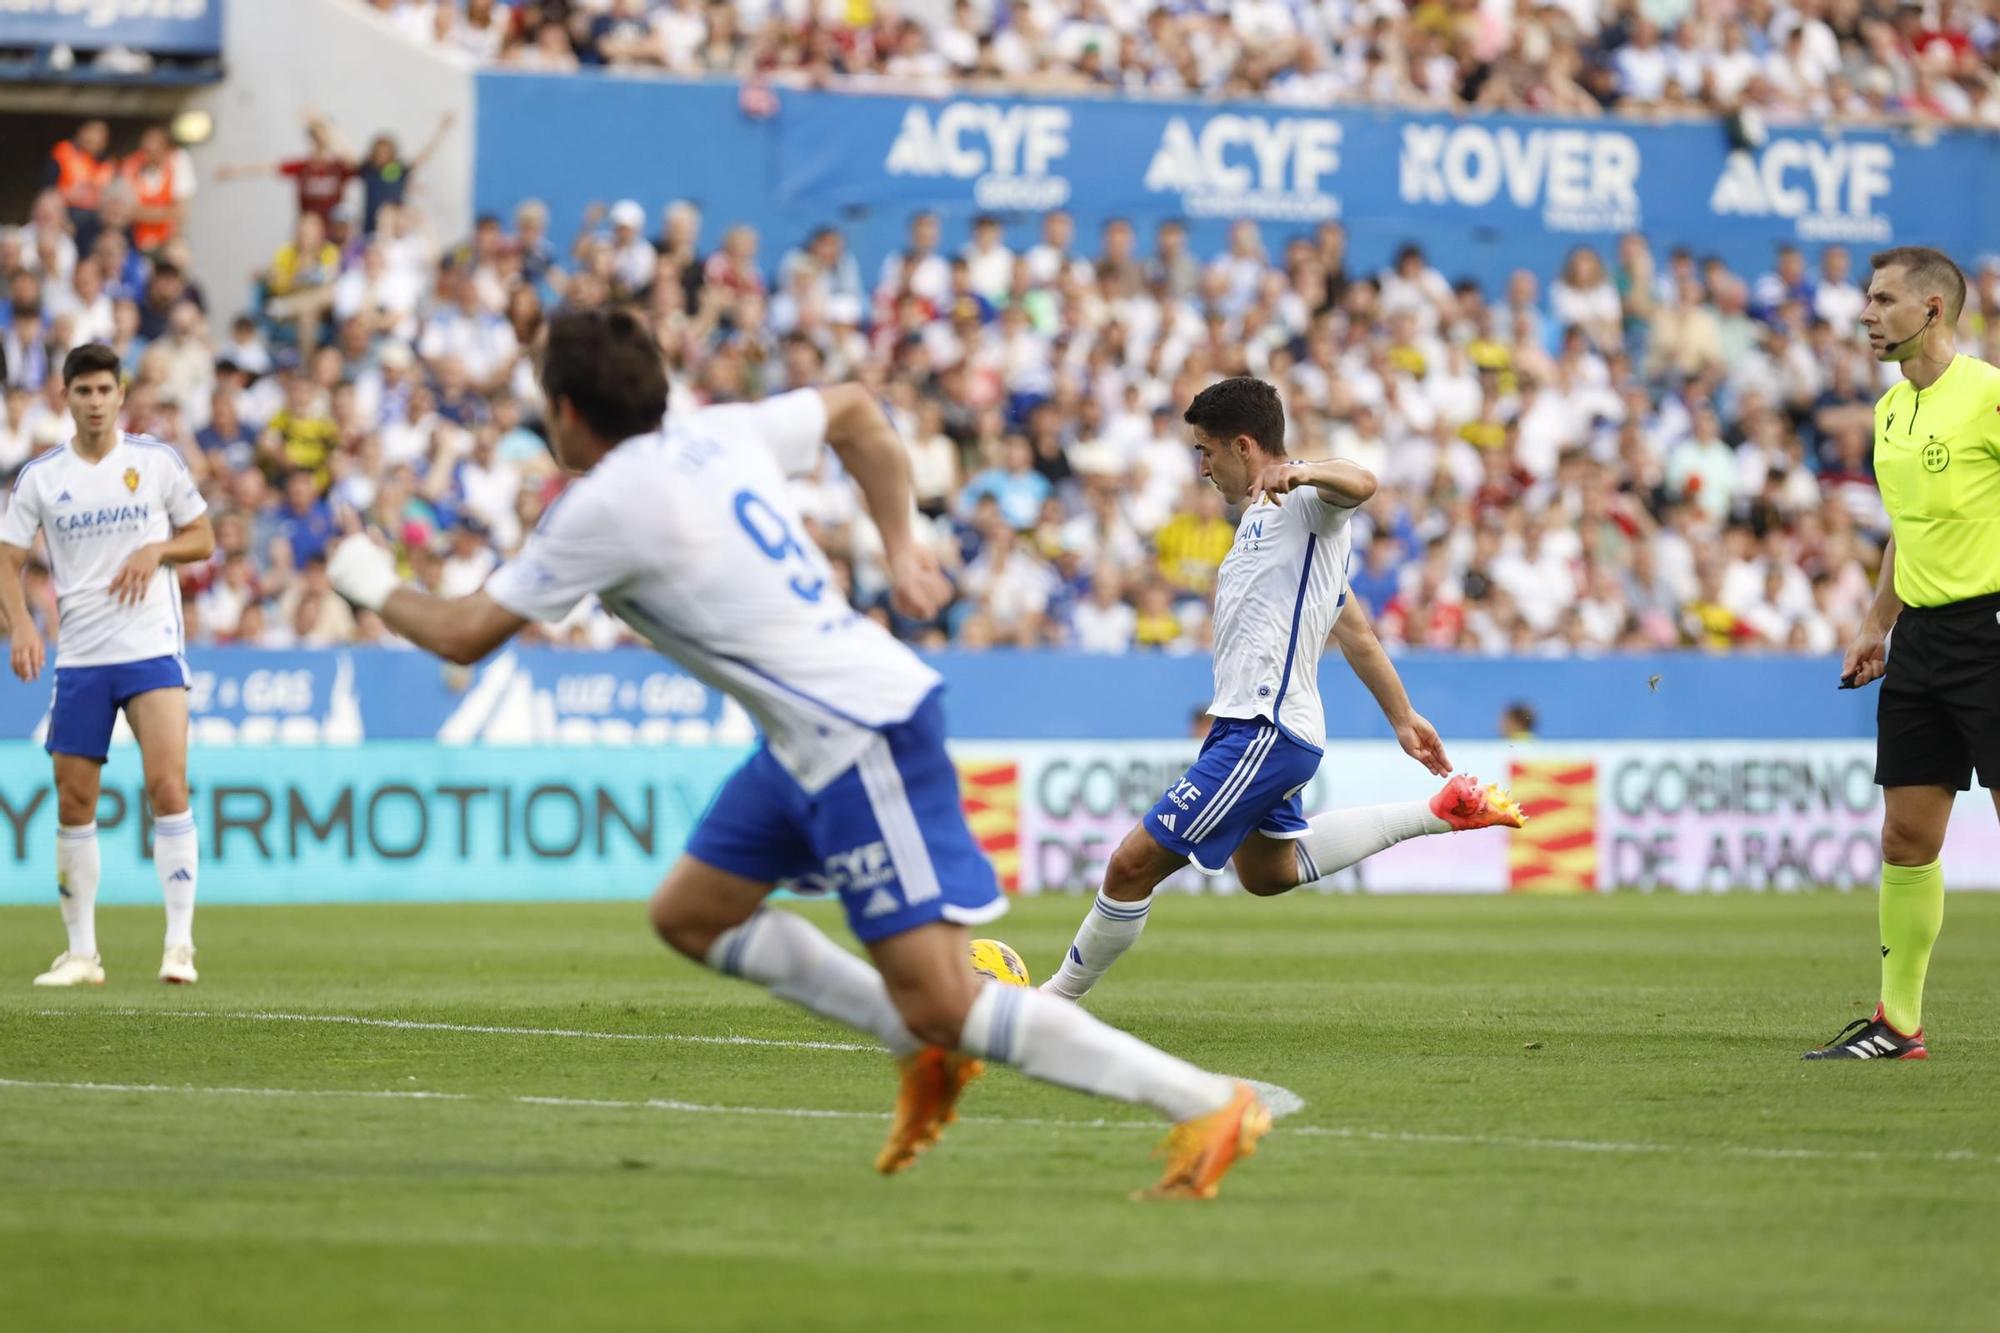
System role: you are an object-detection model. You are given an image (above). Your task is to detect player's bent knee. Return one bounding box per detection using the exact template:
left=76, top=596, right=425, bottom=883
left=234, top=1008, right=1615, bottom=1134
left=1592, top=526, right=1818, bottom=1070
left=647, top=889, right=705, bottom=958
left=1239, top=867, right=1294, bottom=897
left=1102, top=841, right=1164, bottom=903
left=147, top=782, right=189, bottom=817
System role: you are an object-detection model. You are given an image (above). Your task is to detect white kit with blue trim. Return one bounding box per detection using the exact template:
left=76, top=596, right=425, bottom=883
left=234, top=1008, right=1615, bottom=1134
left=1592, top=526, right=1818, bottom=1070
left=1204, top=483, right=1357, bottom=753
left=484, top=390, right=942, bottom=794
left=0, top=434, right=206, bottom=669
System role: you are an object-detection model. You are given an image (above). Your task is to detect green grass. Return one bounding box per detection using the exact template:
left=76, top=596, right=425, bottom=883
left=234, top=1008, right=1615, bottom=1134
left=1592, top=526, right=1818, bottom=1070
left=3, top=893, right=1997, bottom=1332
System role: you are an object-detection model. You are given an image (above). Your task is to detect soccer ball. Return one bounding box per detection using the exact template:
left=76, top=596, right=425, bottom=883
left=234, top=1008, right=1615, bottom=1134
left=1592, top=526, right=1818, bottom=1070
left=969, top=938, right=1031, bottom=987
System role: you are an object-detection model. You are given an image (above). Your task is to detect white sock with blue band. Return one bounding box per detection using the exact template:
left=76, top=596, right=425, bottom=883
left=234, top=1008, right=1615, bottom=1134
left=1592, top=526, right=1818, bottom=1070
left=152, top=811, right=198, bottom=951
left=1042, top=889, right=1153, bottom=1000
left=57, top=821, right=101, bottom=958
left=706, top=910, right=921, bottom=1058
left=960, top=979, right=1233, bottom=1122
left=1291, top=801, right=1445, bottom=886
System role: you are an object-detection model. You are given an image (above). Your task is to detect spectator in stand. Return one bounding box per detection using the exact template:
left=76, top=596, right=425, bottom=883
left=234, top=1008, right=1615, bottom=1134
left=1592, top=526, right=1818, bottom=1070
left=215, top=111, right=358, bottom=224
left=276, top=468, right=338, bottom=566
left=258, top=357, right=338, bottom=488
left=262, top=213, right=343, bottom=356
left=121, top=126, right=197, bottom=256
left=961, top=434, right=1051, bottom=531
left=46, top=119, right=116, bottom=252
left=345, top=112, right=458, bottom=236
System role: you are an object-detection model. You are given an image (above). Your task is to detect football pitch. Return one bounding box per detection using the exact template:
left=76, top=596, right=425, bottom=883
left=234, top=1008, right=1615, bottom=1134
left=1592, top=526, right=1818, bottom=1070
left=3, top=892, right=1996, bottom=1332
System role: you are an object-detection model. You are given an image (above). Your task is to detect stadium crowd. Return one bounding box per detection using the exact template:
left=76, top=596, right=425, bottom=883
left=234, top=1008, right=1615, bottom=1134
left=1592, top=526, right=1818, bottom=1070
left=364, top=0, right=2000, bottom=128
left=4, top=115, right=2000, bottom=658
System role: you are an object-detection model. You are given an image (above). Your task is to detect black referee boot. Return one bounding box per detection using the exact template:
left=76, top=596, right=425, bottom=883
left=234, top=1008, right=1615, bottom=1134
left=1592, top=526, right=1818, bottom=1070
left=1802, top=1004, right=1928, bottom=1060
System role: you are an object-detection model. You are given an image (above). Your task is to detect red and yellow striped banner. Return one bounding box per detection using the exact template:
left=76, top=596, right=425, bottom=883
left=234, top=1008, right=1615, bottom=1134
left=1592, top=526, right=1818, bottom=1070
left=1507, top=759, right=1598, bottom=892
left=958, top=760, right=1020, bottom=892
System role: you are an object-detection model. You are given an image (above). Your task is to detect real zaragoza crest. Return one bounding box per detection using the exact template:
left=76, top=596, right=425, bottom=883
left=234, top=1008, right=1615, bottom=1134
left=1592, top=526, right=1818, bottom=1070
left=123, top=467, right=139, bottom=493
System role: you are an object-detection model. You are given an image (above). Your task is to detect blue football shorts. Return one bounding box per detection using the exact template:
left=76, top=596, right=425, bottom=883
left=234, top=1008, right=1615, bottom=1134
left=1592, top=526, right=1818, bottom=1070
left=1144, top=716, right=1323, bottom=874
left=46, top=654, right=188, bottom=762
left=685, top=691, right=1007, bottom=943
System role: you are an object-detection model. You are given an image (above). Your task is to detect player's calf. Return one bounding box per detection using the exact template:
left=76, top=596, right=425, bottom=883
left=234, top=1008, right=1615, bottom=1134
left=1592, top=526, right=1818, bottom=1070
left=1042, top=825, right=1182, bottom=1000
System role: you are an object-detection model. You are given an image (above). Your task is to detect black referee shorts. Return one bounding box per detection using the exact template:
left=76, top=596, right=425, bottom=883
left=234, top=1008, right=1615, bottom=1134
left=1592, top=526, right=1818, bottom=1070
left=1877, top=590, right=2000, bottom=791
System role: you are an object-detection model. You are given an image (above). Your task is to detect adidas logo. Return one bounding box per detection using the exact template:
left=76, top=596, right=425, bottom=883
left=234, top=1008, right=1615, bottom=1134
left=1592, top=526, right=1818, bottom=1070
left=1846, top=1034, right=1902, bottom=1058
left=168, top=869, right=193, bottom=883
left=56, top=490, right=71, bottom=503
left=860, top=887, right=899, bottom=918
left=1157, top=813, right=1176, bottom=833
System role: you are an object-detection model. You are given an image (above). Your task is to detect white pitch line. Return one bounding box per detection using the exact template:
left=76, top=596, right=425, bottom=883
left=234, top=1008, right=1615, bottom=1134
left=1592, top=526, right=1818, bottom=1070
left=30, top=1008, right=1310, bottom=1116
left=35, top=1007, right=878, bottom=1053
left=0, top=1076, right=1141, bottom=1131
left=1282, top=1124, right=1996, bottom=1165
left=0, top=1077, right=471, bottom=1102
left=1, top=1077, right=1990, bottom=1166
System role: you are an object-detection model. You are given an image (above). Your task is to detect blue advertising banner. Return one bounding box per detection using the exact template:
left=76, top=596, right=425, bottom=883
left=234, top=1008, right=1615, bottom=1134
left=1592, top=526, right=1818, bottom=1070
left=474, top=73, right=2000, bottom=299
left=774, top=89, right=1997, bottom=267
left=0, top=0, right=224, bottom=54
left=0, top=741, right=749, bottom=905
left=0, top=647, right=1874, bottom=743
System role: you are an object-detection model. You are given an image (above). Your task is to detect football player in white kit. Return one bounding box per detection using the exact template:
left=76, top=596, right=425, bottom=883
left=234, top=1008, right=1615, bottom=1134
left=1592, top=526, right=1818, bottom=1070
left=327, top=309, right=1270, bottom=1198
left=2, top=344, right=214, bottom=987
left=1044, top=376, right=1524, bottom=1002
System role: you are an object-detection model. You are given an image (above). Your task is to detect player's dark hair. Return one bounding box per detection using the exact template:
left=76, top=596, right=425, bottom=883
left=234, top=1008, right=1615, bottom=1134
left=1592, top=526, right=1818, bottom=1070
left=1870, top=246, right=1967, bottom=323
left=538, top=306, right=667, bottom=443
left=1183, top=376, right=1286, bottom=457
left=62, top=342, right=121, bottom=386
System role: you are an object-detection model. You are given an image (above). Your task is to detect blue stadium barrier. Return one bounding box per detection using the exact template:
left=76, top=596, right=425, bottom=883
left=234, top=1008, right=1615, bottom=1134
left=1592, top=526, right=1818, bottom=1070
left=0, top=649, right=1872, bottom=743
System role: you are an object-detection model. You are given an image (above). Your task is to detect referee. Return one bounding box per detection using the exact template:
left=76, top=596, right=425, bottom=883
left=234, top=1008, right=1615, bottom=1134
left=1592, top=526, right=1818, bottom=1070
left=1807, top=246, right=2000, bottom=1061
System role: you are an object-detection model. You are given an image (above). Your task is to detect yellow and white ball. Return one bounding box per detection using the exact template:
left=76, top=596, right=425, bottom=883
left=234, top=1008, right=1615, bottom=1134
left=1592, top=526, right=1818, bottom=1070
left=968, top=938, right=1031, bottom=987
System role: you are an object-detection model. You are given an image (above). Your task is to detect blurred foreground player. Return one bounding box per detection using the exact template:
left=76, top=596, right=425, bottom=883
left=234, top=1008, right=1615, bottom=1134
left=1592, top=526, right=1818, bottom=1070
left=328, top=308, right=1269, bottom=1197
left=1809, top=247, right=2000, bottom=1060
left=2, top=344, right=214, bottom=986
left=1045, top=377, right=1522, bottom=1002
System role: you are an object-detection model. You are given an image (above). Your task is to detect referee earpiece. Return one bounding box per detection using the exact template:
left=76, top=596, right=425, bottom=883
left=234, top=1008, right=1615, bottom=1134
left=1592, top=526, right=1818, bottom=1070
left=1884, top=306, right=1937, bottom=359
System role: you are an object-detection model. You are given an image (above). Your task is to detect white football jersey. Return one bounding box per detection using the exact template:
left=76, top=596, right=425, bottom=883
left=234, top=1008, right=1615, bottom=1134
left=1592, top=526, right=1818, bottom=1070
left=0, top=434, right=207, bottom=668
left=484, top=390, right=942, bottom=793
left=1206, top=484, right=1357, bottom=752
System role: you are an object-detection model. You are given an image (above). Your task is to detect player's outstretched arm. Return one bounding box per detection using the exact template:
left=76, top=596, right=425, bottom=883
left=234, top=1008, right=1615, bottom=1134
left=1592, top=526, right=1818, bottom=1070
left=817, top=383, right=951, bottom=621
left=0, top=544, right=44, bottom=682
left=1331, top=597, right=1451, bottom=776
left=328, top=535, right=526, bottom=666
left=1254, top=457, right=1377, bottom=508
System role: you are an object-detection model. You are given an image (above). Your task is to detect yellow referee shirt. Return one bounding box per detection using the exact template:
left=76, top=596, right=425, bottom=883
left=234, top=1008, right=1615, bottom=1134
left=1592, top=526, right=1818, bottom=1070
left=1873, top=353, right=2000, bottom=608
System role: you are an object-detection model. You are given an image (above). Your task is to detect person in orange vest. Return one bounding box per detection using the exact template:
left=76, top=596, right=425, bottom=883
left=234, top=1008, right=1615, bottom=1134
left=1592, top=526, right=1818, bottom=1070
left=46, top=119, right=116, bottom=251
left=122, top=126, right=197, bottom=256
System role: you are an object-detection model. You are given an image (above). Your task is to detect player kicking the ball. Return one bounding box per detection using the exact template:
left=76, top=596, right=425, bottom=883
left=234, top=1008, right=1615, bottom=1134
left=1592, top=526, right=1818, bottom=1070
left=2, top=344, right=214, bottom=987
left=1044, top=377, right=1522, bottom=1003
left=327, top=309, right=1268, bottom=1199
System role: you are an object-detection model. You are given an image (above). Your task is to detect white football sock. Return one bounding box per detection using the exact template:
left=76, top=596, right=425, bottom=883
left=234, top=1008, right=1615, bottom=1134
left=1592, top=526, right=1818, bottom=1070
left=706, top=910, right=920, bottom=1057
left=960, top=980, right=1234, bottom=1122
left=56, top=822, right=100, bottom=958
left=153, top=810, right=199, bottom=950
left=1043, top=890, right=1152, bottom=1000
left=1291, top=800, right=1446, bottom=886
